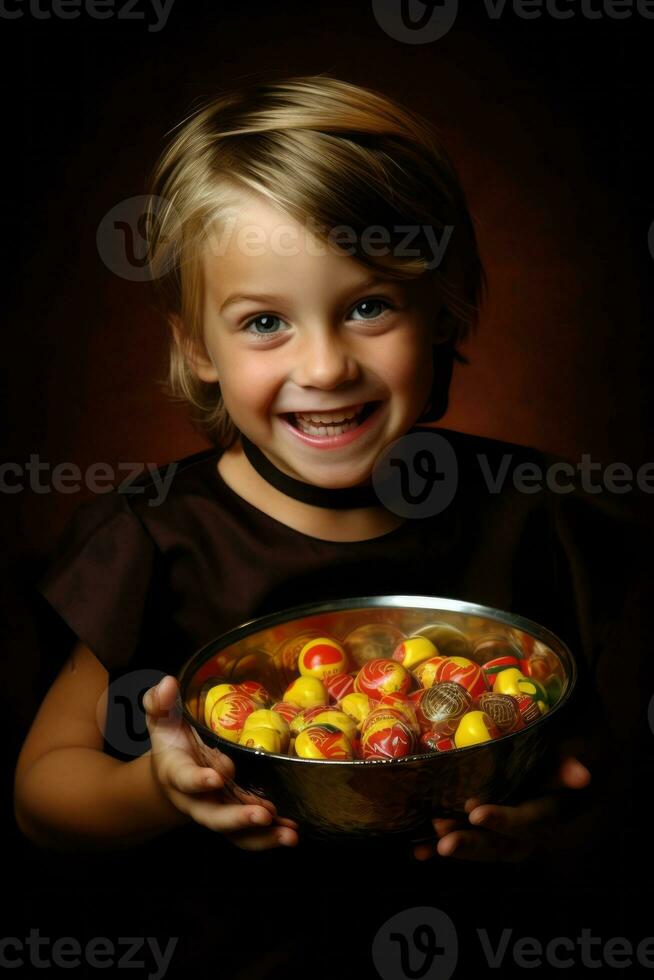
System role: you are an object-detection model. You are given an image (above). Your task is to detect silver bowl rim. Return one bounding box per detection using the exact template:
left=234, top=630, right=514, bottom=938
left=178, top=593, right=577, bottom=768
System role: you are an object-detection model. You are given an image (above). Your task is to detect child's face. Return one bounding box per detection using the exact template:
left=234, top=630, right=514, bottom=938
left=193, top=190, right=443, bottom=487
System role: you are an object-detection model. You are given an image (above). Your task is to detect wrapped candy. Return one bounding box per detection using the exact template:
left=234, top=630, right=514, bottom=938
left=438, top=657, right=487, bottom=699
left=241, top=708, right=290, bottom=751
left=354, top=658, right=412, bottom=700
left=298, top=636, right=350, bottom=682
left=209, top=692, right=259, bottom=743
left=515, top=694, right=542, bottom=725
left=412, top=656, right=447, bottom=689
left=494, top=668, right=549, bottom=713
left=453, top=710, right=500, bottom=748
left=360, top=708, right=415, bottom=759
left=477, top=692, right=524, bottom=734
left=283, top=675, right=329, bottom=709
left=415, top=681, right=473, bottom=736
left=392, top=635, right=439, bottom=671
left=343, top=622, right=405, bottom=667
left=294, top=725, right=354, bottom=760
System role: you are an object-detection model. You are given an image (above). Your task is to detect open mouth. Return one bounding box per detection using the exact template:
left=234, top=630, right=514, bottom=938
left=283, top=401, right=380, bottom=436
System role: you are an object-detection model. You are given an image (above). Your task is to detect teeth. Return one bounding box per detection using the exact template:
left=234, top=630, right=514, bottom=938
left=293, top=403, right=365, bottom=425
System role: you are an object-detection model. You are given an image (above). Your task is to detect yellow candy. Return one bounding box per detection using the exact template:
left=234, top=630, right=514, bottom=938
left=294, top=725, right=353, bottom=760
left=283, top=675, right=329, bottom=709
left=290, top=707, right=357, bottom=742
left=392, top=635, right=438, bottom=670
left=242, top=708, right=290, bottom=751
left=203, top=683, right=237, bottom=727
left=494, top=667, right=527, bottom=698
left=239, top=727, right=283, bottom=753
left=298, top=636, right=349, bottom=681
left=339, top=692, right=372, bottom=726
left=453, top=710, right=500, bottom=748
left=210, top=692, right=258, bottom=743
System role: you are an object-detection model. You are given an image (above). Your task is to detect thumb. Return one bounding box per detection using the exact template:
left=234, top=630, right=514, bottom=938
left=143, top=676, right=187, bottom=755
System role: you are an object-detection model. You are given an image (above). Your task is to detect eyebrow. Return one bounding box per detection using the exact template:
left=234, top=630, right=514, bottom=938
left=219, top=276, right=397, bottom=314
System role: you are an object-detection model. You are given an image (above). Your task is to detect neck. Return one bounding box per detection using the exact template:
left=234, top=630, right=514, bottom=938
left=217, top=438, right=406, bottom=543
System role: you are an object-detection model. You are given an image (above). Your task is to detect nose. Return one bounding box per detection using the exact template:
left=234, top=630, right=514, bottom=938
left=291, top=328, right=360, bottom=391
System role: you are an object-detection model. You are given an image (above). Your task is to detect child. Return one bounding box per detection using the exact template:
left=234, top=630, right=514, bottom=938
left=14, top=73, right=634, bottom=888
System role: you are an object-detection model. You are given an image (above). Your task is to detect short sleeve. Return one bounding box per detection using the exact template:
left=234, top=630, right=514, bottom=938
left=35, top=491, right=157, bottom=672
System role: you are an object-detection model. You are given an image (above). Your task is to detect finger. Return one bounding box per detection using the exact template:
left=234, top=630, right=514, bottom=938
left=225, top=825, right=299, bottom=851
left=558, top=756, right=592, bottom=789
left=170, top=762, right=226, bottom=795
left=468, top=796, right=561, bottom=841
left=463, top=797, right=484, bottom=814
left=438, top=828, right=534, bottom=862
left=432, top=817, right=462, bottom=838
left=187, top=799, right=278, bottom=834
left=413, top=842, right=438, bottom=861
left=273, top=816, right=300, bottom=830
left=143, top=677, right=188, bottom=754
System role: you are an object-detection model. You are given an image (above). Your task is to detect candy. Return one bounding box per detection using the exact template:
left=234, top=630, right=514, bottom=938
left=415, top=681, right=473, bottom=735
left=209, top=692, right=259, bottom=743
left=289, top=706, right=357, bottom=742
left=343, top=622, right=405, bottom=667
left=339, top=692, right=372, bottom=725
left=201, top=682, right=237, bottom=727
left=494, top=668, right=549, bottom=713
left=283, top=675, right=329, bottom=709
left=472, top=633, right=524, bottom=666
left=420, top=732, right=456, bottom=753
left=242, top=708, right=290, bottom=751
left=239, top=727, right=283, bottom=753
left=392, top=636, right=439, bottom=670
left=360, top=708, right=415, bottom=759
left=271, top=701, right=302, bottom=724
left=453, top=710, right=500, bottom=748
left=326, top=672, right=355, bottom=703
left=515, top=694, right=542, bottom=725
left=438, top=657, right=487, bottom=699
left=477, top=692, right=523, bottom=734
left=515, top=676, right=549, bottom=714
left=378, top=693, right=421, bottom=734
left=525, top=649, right=565, bottom=684
left=481, top=656, right=521, bottom=687
left=412, top=656, right=447, bottom=689
left=274, top=631, right=322, bottom=685
left=238, top=681, right=271, bottom=706
left=413, top=622, right=472, bottom=659
left=298, top=636, right=350, bottom=682
left=354, top=658, right=412, bottom=700
left=294, top=725, right=354, bottom=760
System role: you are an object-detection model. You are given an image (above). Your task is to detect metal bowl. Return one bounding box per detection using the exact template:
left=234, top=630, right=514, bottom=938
left=178, top=595, right=576, bottom=845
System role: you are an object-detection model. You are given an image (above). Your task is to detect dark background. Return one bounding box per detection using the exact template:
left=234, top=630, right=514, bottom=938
left=2, top=1, right=653, bottom=976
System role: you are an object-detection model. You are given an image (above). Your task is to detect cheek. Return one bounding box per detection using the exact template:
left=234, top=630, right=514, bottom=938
left=220, top=353, right=281, bottom=413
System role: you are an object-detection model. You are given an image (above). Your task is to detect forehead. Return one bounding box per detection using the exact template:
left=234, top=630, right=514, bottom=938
left=200, top=187, right=438, bottom=310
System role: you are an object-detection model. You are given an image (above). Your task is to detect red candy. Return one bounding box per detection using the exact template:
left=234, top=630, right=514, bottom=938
left=326, top=672, right=355, bottom=702
left=354, top=658, right=412, bottom=700
left=438, top=657, right=487, bottom=699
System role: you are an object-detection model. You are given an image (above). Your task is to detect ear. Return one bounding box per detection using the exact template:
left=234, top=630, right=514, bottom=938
left=170, top=315, right=220, bottom=384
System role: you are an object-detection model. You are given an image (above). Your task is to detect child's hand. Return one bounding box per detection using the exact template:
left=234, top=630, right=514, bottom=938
left=413, top=741, right=593, bottom=863
left=143, top=676, right=299, bottom=850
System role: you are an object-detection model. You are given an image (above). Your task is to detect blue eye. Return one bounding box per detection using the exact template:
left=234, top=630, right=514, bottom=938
left=243, top=314, right=285, bottom=339
left=349, top=298, right=392, bottom=321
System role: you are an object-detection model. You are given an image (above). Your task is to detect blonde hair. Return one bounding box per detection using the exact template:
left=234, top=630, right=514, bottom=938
left=145, top=73, right=485, bottom=447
